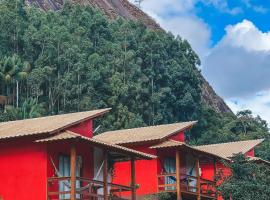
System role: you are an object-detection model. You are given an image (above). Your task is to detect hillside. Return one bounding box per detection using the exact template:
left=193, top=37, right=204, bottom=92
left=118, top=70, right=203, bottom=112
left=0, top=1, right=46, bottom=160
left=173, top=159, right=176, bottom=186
left=25, top=0, right=161, bottom=29
left=25, top=0, right=232, bottom=114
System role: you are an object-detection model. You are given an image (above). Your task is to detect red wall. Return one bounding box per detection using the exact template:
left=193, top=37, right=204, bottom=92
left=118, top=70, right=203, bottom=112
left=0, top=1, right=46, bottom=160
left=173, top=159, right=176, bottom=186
left=68, top=119, right=93, bottom=138
left=245, top=149, right=255, bottom=157
left=169, top=131, right=185, bottom=142
left=0, top=119, right=94, bottom=200
left=200, top=159, right=215, bottom=181
left=0, top=138, right=47, bottom=200
left=112, top=144, right=158, bottom=197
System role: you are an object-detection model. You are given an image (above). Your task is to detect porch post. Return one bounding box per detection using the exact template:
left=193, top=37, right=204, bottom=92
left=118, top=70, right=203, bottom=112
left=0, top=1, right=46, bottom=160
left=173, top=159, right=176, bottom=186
left=70, top=144, right=77, bottom=200
left=176, top=150, right=181, bottom=200
left=103, top=150, right=109, bottom=200
left=196, top=158, right=201, bottom=200
left=131, top=157, right=136, bottom=200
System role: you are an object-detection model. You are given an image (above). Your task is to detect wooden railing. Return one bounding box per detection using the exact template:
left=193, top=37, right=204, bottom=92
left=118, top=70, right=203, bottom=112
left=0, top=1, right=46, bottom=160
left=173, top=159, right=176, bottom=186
left=47, top=177, right=133, bottom=200
left=157, top=173, right=216, bottom=199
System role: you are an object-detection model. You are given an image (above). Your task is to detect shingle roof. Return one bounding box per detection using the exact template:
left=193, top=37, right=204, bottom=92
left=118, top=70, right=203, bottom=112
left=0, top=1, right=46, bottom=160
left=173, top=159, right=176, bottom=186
left=248, top=156, right=270, bottom=166
left=195, top=139, right=264, bottom=159
left=36, top=131, right=156, bottom=160
left=150, top=139, right=229, bottom=160
left=93, top=121, right=197, bottom=144
left=150, top=139, right=185, bottom=149
left=0, top=108, right=111, bottom=140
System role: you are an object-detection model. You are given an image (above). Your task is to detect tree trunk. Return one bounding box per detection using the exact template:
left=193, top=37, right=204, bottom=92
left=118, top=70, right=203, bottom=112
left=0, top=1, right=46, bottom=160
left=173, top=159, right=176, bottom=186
left=16, top=80, right=19, bottom=107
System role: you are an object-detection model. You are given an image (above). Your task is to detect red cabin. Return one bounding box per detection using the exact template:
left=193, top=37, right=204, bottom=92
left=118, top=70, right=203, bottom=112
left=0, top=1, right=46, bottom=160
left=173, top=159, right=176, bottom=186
left=0, top=108, right=155, bottom=200
left=94, top=122, right=266, bottom=200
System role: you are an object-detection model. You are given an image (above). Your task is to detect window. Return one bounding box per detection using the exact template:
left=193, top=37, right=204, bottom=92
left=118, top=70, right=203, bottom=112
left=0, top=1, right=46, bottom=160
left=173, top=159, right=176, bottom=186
left=59, top=155, right=82, bottom=199
left=164, top=157, right=176, bottom=190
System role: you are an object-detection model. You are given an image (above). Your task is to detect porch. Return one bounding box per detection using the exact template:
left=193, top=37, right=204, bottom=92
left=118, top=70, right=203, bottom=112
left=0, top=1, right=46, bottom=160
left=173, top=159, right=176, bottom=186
left=36, top=131, right=156, bottom=200
left=46, top=144, right=137, bottom=200
left=47, top=176, right=134, bottom=200
left=152, top=142, right=219, bottom=200
left=157, top=173, right=216, bottom=200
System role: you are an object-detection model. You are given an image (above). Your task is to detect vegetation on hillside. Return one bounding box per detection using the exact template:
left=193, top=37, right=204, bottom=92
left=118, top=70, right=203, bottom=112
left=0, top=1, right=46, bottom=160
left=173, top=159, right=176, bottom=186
left=217, top=154, right=270, bottom=200
left=0, top=0, right=202, bottom=127
left=0, top=0, right=269, bottom=160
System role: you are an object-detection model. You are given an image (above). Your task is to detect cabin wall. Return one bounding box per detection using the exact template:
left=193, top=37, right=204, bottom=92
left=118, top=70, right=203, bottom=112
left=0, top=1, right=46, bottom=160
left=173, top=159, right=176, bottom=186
left=200, top=158, right=215, bottom=181
left=169, top=131, right=185, bottom=142
left=216, top=161, right=231, bottom=200
left=112, top=144, right=158, bottom=197
left=68, top=119, right=93, bottom=138
left=245, top=148, right=255, bottom=157
left=0, top=138, right=47, bottom=200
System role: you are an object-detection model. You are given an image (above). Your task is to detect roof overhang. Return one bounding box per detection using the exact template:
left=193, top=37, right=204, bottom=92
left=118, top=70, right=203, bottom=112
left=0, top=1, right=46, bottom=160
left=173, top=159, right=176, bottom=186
left=150, top=140, right=229, bottom=161
left=36, top=131, right=156, bottom=161
left=0, top=108, right=111, bottom=141
left=94, top=121, right=198, bottom=145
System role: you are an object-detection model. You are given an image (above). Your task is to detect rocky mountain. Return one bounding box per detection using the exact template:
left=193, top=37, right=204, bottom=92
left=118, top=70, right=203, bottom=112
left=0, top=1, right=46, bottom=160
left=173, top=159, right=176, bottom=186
left=25, top=0, right=232, bottom=114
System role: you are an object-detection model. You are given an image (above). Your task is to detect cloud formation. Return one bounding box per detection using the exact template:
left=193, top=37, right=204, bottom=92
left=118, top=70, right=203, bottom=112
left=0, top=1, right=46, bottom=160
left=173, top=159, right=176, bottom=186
left=203, top=0, right=243, bottom=15
left=227, top=90, right=270, bottom=123
left=136, top=0, right=211, bottom=58
left=203, top=20, right=270, bottom=98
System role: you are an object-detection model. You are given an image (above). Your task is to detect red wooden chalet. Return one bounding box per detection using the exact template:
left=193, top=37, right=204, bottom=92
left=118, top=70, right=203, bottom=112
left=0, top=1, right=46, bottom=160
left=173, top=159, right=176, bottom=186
left=94, top=122, right=267, bottom=200
left=0, top=108, right=155, bottom=200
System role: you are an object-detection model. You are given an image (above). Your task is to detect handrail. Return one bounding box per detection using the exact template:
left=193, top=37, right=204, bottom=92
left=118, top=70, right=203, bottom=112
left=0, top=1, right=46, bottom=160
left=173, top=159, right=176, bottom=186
left=157, top=173, right=216, bottom=198
left=47, top=176, right=133, bottom=200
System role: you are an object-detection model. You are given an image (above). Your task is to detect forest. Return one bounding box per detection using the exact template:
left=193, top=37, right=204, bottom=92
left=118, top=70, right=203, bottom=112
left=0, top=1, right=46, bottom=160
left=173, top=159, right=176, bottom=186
left=0, top=0, right=269, bottom=162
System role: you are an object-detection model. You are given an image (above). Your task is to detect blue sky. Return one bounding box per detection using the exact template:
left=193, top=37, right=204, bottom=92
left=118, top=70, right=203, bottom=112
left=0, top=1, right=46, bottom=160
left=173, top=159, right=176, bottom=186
left=129, top=0, right=270, bottom=124
left=196, top=0, right=270, bottom=43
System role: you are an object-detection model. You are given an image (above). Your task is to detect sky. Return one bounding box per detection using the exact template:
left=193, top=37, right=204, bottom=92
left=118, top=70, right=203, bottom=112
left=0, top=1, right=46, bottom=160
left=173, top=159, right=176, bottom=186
left=129, top=0, right=270, bottom=124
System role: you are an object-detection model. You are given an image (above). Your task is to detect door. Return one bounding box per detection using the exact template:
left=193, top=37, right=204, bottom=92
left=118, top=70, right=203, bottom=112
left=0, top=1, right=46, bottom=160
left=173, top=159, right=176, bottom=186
left=59, top=155, right=82, bottom=199
left=164, top=157, right=176, bottom=190
left=186, top=154, right=197, bottom=192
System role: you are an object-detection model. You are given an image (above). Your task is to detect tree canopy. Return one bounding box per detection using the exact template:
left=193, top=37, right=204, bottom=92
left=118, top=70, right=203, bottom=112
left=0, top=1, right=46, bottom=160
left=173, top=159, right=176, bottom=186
left=217, top=154, right=270, bottom=200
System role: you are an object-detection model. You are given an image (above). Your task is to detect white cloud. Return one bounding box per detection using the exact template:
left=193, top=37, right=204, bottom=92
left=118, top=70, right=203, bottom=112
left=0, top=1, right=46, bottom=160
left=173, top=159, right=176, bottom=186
left=202, top=0, right=243, bottom=15
left=156, top=16, right=211, bottom=58
left=227, top=90, right=270, bottom=125
left=137, top=0, right=211, bottom=58
left=203, top=19, right=270, bottom=124
left=220, top=20, right=270, bottom=51
left=203, top=20, right=270, bottom=98
left=242, top=0, right=268, bottom=14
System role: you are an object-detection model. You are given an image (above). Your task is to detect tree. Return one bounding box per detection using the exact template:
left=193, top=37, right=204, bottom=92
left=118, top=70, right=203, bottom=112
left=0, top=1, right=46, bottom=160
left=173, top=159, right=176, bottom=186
left=0, top=54, right=31, bottom=107
left=217, top=154, right=270, bottom=200
left=5, top=98, right=45, bottom=120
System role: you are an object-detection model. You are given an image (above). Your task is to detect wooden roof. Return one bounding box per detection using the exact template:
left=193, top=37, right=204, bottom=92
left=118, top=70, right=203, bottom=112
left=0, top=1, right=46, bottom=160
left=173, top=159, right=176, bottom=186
left=150, top=139, right=185, bottom=149
left=195, top=139, right=264, bottom=159
left=150, top=139, right=228, bottom=160
left=36, top=131, right=156, bottom=160
left=248, top=156, right=270, bottom=166
left=93, top=121, right=197, bottom=145
left=0, top=108, right=110, bottom=140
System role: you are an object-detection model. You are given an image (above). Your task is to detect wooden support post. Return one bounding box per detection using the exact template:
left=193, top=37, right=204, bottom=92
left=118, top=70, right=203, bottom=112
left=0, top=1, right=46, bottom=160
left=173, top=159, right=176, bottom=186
left=103, top=150, right=108, bottom=200
left=196, top=158, right=201, bottom=200
left=176, top=150, right=181, bottom=200
left=70, top=144, right=77, bottom=200
left=131, top=157, right=136, bottom=200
